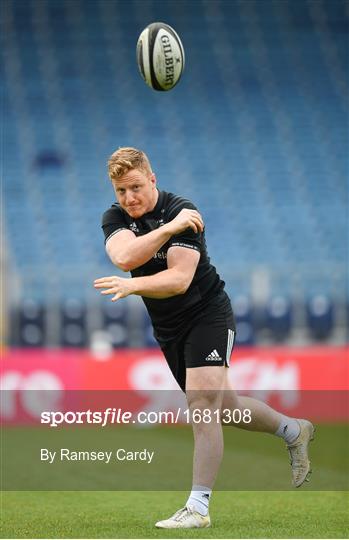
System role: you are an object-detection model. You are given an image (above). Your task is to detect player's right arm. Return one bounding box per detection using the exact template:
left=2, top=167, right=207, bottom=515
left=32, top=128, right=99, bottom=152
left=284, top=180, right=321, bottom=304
left=106, top=208, right=204, bottom=272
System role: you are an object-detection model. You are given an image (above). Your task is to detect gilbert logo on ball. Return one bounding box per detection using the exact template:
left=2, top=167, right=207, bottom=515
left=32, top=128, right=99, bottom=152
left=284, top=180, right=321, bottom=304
left=136, top=22, right=185, bottom=91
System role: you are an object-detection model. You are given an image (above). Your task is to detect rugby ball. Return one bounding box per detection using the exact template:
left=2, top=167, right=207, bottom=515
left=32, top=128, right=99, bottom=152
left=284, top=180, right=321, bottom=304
left=136, top=22, right=185, bottom=91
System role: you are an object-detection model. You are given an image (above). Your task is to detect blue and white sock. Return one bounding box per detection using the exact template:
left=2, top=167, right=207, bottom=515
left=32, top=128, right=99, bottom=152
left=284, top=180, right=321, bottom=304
left=275, top=416, right=300, bottom=444
left=186, top=485, right=212, bottom=516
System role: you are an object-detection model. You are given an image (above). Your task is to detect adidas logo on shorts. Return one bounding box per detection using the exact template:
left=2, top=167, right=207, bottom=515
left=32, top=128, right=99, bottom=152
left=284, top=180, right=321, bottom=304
left=205, top=349, right=222, bottom=361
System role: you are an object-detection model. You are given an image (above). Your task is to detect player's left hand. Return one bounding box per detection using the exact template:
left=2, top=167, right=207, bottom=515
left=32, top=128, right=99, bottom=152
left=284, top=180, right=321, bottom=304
left=94, top=276, right=135, bottom=302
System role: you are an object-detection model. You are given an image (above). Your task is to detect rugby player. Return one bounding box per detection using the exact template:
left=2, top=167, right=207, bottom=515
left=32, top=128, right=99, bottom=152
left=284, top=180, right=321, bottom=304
left=94, top=147, right=314, bottom=529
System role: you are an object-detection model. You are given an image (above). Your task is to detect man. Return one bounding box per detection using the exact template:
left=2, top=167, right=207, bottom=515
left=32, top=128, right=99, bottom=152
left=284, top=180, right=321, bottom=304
left=94, top=147, right=314, bottom=529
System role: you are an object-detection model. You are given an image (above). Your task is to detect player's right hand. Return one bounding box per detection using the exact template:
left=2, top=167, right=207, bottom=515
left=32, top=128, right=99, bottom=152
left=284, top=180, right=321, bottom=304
left=168, top=209, right=204, bottom=235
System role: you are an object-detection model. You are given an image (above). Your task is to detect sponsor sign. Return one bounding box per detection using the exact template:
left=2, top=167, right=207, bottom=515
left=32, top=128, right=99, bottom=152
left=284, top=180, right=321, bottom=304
left=1, top=347, right=348, bottom=422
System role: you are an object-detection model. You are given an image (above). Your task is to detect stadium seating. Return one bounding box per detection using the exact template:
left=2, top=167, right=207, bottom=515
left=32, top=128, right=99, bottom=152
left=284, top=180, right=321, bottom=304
left=17, top=299, right=46, bottom=347
left=306, top=294, right=335, bottom=341
left=2, top=0, right=347, bottom=345
left=60, top=298, right=88, bottom=347
left=101, top=300, right=129, bottom=348
left=266, top=296, right=293, bottom=343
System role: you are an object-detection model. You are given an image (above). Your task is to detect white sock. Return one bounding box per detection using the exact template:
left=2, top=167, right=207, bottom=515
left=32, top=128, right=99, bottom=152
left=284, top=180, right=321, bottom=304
left=275, top=416, right=301, bottom=444
left=186, top=485, right=212, bottom=516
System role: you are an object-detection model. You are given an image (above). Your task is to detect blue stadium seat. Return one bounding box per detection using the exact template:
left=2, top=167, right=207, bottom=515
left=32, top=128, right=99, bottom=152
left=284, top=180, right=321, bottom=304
left=101, top=300, right=129, bottom=348
left=306, top=295, right=334, bottom=341
left=266, top=296, right=293, bottom=342
left=18, top=299, right=46, bottom=347
left=60, top=298, right=87, bottom=347
left=232, top=296, right=255, bottom=346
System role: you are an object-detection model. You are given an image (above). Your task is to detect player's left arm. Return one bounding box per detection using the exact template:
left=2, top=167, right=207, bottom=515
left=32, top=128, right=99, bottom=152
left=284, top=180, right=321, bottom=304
left=94, top=246, right=200, bottom=301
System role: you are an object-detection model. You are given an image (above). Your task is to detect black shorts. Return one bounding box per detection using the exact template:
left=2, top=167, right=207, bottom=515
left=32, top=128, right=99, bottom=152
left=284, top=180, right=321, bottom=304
left=159, top=309, right=236, bottom=392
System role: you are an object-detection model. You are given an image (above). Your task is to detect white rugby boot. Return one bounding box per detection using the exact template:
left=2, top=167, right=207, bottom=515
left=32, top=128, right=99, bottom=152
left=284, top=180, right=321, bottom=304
left=155, top=505, right=211, bottom=529
left=287, top=419, right=315, bottom=487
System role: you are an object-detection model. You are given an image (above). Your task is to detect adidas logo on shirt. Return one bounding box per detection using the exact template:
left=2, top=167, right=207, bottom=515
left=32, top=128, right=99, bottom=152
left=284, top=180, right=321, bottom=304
left=205, top=349, right=222, bottom=361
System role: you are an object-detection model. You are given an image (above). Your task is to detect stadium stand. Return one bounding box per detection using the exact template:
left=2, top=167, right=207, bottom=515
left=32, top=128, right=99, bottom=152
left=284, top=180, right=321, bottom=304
left=2, top=0, right=347, bottom=346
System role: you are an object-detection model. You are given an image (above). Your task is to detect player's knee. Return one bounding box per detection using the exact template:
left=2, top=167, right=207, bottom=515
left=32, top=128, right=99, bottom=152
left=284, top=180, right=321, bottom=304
left=186, top=388, right=222, bottom=411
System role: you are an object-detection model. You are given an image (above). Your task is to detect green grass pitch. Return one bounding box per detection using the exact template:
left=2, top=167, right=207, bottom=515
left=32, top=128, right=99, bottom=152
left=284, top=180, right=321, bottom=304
left=2, top=491, right=348, bottom=538
left=2, top=423, right=348, bottom=538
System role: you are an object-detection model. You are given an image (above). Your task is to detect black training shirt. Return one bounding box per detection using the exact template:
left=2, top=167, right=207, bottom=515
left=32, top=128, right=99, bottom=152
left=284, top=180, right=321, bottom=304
left=102, top=190, right=230, bottom=343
